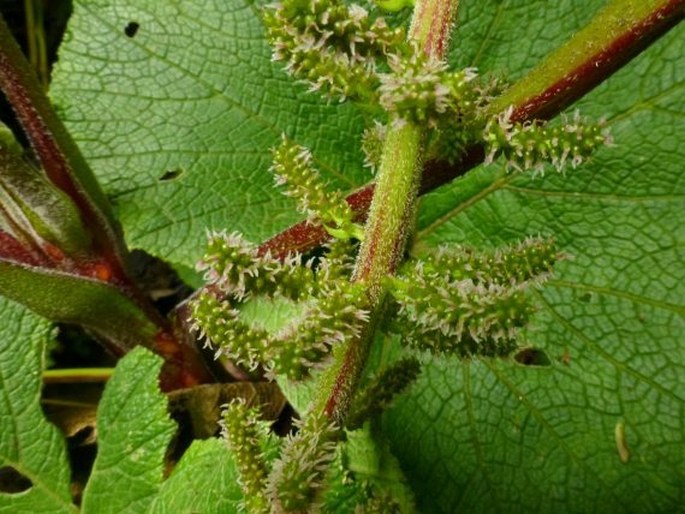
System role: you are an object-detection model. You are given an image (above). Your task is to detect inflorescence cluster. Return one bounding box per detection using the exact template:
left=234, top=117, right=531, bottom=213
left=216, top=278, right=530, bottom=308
left=192, top=0, right=611, bottom=511
left=388, top=237, right=560, bottom=356
left=484, top=107, right=612, bottom=173
left=271, top=137, right=364, bottom=240
left=263, top=0, right=408, bottom=100
left=191, top=231, right=368, bottom=381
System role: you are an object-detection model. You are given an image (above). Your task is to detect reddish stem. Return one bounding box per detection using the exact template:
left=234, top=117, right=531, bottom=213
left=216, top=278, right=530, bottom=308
left=0, top=230, right=46, bottom=267
left=258, top=184, right=375, bottom=258
left=319, top=0, right=457, bottom=423
left=509, top=1, right=684, bottom=122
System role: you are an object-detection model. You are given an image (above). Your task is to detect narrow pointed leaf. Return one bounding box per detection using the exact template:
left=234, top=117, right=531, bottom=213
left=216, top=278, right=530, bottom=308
left=0, top=146, right=93, bottom=263
left=0, top=262, right=157, bottom=352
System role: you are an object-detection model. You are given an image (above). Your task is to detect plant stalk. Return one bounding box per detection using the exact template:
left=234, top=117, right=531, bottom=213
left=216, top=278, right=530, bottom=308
left=314, top=0, right=459, bottom=424
left=42, top=367, right=114, bottom=384
left=489, top=0, right=684, bottom=122
left=24, top=0, right=49, bottom=89
left=352, top=122, right=423, bottom=298
left=0, top=15, right=129, bottom=281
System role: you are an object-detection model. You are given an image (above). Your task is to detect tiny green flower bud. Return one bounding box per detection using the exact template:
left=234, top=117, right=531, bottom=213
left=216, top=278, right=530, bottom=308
left=361, top=122, right=387, bottom=172
left=356, top=491, right=403, bottom=513
left=197, top=231, right=268, bottom=299
left=375, top=0, right=414, bottom=12
left=317, top=238, right=357, bottom=283
left=379, top=49, right=478, bottom=126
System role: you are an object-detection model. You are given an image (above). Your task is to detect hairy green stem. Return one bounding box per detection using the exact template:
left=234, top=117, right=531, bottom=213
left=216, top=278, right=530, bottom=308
left=24, top=0, right=49, bottom=89
left=409, top=0, right=458, bottom=57
left=314, top=0, right=458, bottom=424
left=352, top=123, right=423, bottom=298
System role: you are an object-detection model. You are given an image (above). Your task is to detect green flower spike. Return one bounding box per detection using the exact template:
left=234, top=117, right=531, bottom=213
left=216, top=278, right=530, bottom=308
left=389, top=237, right=559, bottom=356
left=192, top=229, right=368, bottom=380
left=190, top=291, right=272, bottom=371
left=198, top=230, right=315, bottom=300
left=191, top=286, right=368, bottom=381
left=379, top=49, right=478, bottom=126
left=271, top=137, right=364, bottom=240
left=424, top=236, right=559, bottom=287
left=267, top=410, right=341, bottom=512
left=263, top=0, right=407, bottom=101
left=394, top=277, right=535, bottom=356
left=484, top=107, right=612, bottom=173
left=267, top=280, right=369, bottom=380
left=191, top=290, right=328, bottom=381
left=270, top=282, right=370, bottom=380
left=221, top=400, right=271, bottom=514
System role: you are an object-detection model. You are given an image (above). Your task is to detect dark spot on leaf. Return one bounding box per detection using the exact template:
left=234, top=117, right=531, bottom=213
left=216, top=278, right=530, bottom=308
left=513, top=347, right=551, bottom=367
left=0, top=466, right=32, bottom=493
left=579, top=292, right=592, bottom=302
left=159, top=169, right=183, bottom=181
left=124, top=21, right=140, bottom=38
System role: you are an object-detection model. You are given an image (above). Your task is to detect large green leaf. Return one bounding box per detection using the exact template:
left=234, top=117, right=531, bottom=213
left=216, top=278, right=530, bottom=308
left=0, top=297, right=74, bottom=514
left=380, top=4, right=685, bottom=514
left=50, top=0, right=369, bottom=268
left=48, top=0, right=684, bottom=512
